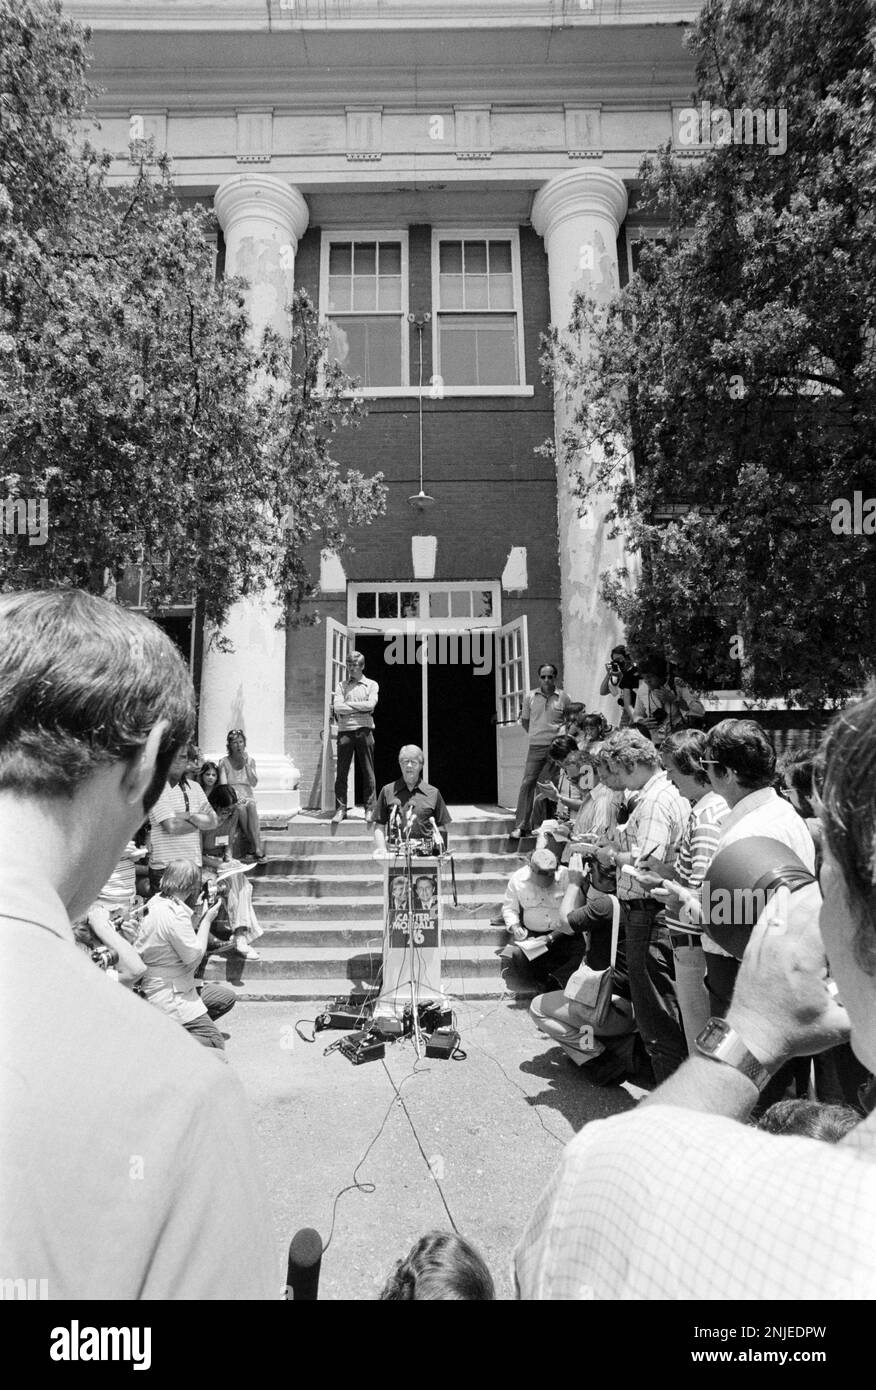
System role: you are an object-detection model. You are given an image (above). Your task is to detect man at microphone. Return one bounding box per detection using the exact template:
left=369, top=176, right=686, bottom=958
left=373, top=745, right=451, bottom=857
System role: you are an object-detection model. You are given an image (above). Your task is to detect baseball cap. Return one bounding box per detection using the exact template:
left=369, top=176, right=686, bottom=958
left=530, top=848, right=558, bottom=874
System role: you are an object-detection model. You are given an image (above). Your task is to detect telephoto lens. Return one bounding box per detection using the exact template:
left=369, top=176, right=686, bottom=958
left=91, top=946, right=120, bottom=970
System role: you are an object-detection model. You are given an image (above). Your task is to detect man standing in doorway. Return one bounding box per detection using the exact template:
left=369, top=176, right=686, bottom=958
left=510, top=663, right=572, bottom=840
left=332, top=650, right=379, bottom=824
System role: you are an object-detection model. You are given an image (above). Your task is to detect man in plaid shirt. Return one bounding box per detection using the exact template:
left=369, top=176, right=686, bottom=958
left=592, top=729, right=688, bottom=1083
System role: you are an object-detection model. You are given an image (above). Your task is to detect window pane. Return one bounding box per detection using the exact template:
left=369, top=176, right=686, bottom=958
left=428, top=591, right=449, bottom=618
left=327, top=275, right=352, bottom=312
left=116, top=564, right=143, bottom=607
left=377, top=277, right=402, bottom=311
left=439, top=314, right=518, bottom=386
left=378, top=591, right=399, bottom=619
left=356, top=591, right=377, bottom=618
left=450, top=590, right=471, bottom=617
left=328, top=316, right=402, bottom=386
left=465, top=274, right=488, bottom=310
left=353, top=242, right=377, bottom=275
left=464, top=241, right=487, bottom=274
left=329, top=243, right=352, bottom=274
left=473, top=590, right=493, bottom=618
left=439, top=241, right=463, bottom=273
left=488, top=241, right=512, bottom=273
left=489, top=273, right=514, bottom=310
left=439, top=274, right=464, bottom=309
left=352, top=278, right=377, bottom=312
left=379, top=243, right=401, bottom=276
left=401, top=592, right=419, bottom=617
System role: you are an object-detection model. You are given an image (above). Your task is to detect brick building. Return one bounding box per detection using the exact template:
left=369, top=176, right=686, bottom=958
left=69, top=0, right=702, bottom=813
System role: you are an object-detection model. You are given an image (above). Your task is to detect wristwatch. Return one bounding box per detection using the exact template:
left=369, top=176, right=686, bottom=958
left=694, top=1017, right=775, bottom=1092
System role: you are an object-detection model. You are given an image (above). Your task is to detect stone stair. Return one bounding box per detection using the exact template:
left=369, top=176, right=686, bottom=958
left=202, top=809, right=536, bottom=1001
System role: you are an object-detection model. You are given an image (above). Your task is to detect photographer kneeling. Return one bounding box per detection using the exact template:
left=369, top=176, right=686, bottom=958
left=137, top=860, right=237, bottom=1052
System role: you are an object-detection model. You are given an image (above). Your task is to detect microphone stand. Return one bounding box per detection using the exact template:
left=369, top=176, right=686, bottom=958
left=401, top=806, right=425, bottom=1059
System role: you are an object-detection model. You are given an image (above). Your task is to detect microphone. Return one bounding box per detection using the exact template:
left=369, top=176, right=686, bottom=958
left=285, top=1227, right=323, bottom=1301
left=389, top=803, right=402, bottom=841
left=404, top=803, right=415, bottom=839
left=428, top=816, right=444, bottom=855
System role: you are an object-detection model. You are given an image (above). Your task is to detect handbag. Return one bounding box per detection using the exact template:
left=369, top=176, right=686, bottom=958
left=562, top=893, right=621, bottom=1028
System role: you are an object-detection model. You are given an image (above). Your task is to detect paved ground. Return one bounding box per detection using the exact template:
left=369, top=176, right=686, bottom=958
left=226, top=997, right=642, bottom=1300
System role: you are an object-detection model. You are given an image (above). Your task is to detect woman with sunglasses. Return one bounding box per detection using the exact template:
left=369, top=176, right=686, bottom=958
left=218, top=730, right=265, bottom=861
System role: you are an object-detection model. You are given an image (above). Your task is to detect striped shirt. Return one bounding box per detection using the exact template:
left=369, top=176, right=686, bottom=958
left=148, top=779, right=209, bottom=871
left=664, top=790, right=729, bottom=934
left=615, top=770, right=688, bottom=901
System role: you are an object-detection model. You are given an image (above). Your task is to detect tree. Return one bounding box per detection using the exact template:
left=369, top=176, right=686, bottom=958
left=546, top=0, right=876, bottom=707
left=0, top=0, right=385, bottom=633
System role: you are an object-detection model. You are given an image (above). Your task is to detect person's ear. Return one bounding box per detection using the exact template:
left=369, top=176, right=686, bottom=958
left=120, top=720, right=170, bottom=807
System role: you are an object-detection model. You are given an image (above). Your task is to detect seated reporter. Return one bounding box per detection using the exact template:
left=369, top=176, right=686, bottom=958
left=501, top=849, right=586, bottom=990
left=136, top=860, right=237, bottom=1051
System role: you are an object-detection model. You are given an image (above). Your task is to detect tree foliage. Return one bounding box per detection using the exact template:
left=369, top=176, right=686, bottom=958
left=0, top=0, right=385, bottom=633
left=547, top=0, right=876, bottom=706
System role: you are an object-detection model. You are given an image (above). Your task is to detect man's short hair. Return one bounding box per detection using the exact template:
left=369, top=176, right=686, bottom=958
left=637, top=652, right=668, bottom=681
left=819, top=689, right=876, bottom=973
left=703, top=719, right=775, bottom=790
left=399, top=744, right=424, bottom=762
left=0, top=590, right=194, bottom=803
left=661, top=729, right=710, bottom=786
left=159, top=860, right=202, bottom=901
left=348, top=651, right=365, bottom=665
left=537, top=662, right=558, bottom=678
left=600, top=728, right=662, bottom=773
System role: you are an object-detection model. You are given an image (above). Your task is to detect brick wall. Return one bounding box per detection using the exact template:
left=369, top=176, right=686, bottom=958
left=286, top=221, right=563, bottom=793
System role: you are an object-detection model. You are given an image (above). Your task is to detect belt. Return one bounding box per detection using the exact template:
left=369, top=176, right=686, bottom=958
left=668, top=931, right=701, bottom=949
left=622, top=899, right=660, bottom=915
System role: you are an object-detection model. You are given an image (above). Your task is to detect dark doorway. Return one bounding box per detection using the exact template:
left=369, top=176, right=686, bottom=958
left=354, top=633, right=423, bottom=798
left=427, top=647, right=497, bottom=803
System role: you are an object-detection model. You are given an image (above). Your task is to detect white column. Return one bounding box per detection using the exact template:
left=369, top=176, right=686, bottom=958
left=199, top=174, right=309, bottom=816
left=531, top=169, right=634, bottom=714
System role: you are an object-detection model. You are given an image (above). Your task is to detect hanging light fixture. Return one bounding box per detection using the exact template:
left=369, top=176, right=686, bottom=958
left=407, top=312, right=435, bottom=511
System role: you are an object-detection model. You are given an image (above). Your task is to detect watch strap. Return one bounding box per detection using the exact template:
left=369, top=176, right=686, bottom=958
left=695, top=1018, right=774, bottom=1092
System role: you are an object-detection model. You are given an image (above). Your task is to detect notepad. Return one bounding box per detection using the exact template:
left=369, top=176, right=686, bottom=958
left=516, top=935, right=550, bottom=960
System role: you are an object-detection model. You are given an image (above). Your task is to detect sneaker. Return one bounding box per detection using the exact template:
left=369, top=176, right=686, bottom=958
left=233, top=938, right=261, bottom=960
left=510, top=825, right=528, bottom=840
left=331, top=809, right=346, bottom=824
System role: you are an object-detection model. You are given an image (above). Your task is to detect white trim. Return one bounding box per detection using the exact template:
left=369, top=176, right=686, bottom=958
left=319, top=229, right=410, bottom=388
left=430, top=227, right=526, bottom=390
left=347, top=580, right=502, bottom=630
left=342, top=384, right=535, bottom=399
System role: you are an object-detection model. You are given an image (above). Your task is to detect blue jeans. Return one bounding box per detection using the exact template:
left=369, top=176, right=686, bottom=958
left=621, top=900, right=686, bottom=1084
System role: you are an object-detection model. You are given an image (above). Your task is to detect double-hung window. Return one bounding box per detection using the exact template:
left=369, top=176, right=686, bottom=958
left=432, top=231, right=524, bottom=388
left=321, top=234, right=408, bottom=388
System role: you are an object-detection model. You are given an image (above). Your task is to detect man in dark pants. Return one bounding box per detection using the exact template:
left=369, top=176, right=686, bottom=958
left=593, top=730, right=688, bottom=1083
left=332, top=650, right=379, bottom=824
left=510, top=663, right=572, bottom=840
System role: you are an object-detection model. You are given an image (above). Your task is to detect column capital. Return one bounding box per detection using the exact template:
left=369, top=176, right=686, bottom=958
left=531, top=168, right=628, bottom=242
left=214, top=174, right=309, bottom=247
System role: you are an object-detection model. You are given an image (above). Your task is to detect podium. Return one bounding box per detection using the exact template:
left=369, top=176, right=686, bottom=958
left=378, top=855, right=445, bottom=1015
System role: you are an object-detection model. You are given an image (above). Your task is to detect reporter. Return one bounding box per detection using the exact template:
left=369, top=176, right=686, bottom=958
left=136, top=860, right=236, bottom=1051
left=516, top=689, right=876, bottom=1301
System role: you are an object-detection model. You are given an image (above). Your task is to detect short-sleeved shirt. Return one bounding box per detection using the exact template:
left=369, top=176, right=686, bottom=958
left=502, top=864, right=570, bottom=934
left=664, top=790, right=729, bottom=934
left=136, top=895, right=206, bottom=1025
left=615, top=770, right=688, bottom=902
left=148, top=778, right=210, bottom=871
left=0, top=866, right=276, bottom=1299
left=374, top=777, right=451, bottom=840
left=521, top=689, right=572, bottom=747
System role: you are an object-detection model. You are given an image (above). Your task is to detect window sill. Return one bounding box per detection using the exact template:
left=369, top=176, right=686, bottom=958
left=339, top=385, right=535, bottom=400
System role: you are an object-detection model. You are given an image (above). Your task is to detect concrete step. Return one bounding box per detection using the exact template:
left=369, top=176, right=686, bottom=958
left=260, top=852, right=524, bottom=874
left=281, top=815, right=515, bottom=839
left=210, top=976, right=535, bottom=1003
left=248, top=893, right=503, bottom=920
left=234, top=922, right=508, bottom=948
left=202, top=942, right=508, bottom=981
left=264, top=833, right=530, bottom=857
left=250, top=872, right=510, bottom=898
